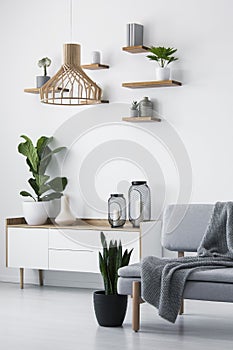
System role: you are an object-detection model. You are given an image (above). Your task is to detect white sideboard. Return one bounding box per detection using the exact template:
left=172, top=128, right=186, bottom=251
left=6, top=218, right=161, bottom=288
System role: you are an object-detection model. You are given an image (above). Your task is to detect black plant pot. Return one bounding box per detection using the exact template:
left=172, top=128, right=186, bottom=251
left=93, top=291, right=128, bottom=327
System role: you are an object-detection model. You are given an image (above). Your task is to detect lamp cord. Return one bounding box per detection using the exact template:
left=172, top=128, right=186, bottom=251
left=70, top=0, right=73, bottom=42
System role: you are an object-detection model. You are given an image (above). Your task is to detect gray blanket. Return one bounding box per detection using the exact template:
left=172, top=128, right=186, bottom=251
left=141, top=202, right=233, bottom=323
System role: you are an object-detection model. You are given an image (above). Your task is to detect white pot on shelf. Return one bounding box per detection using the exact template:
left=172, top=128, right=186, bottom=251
left=156, top=67, right=170, bottom=81
left=23, top=201, right=48, bottom=225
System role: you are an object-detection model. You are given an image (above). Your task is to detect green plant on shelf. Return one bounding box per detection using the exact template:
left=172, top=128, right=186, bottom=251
left=38, top=57, right=51, bottom=76
left=131, top=100, right=139, bottom=110
left=147, top=46, right=178, bottom=67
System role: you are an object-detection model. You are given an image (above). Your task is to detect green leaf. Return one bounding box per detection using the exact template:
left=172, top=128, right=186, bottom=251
left=47, top=177, right=68, bottom=192
left=20, top=191, right=36, bottom=201
left=18, top=135, right=39, bottom=173
left=38, top=152, right=52, bottom=175
left=146, top=54, right=159, bottom=61
left=34, top=174, right=50, bottom=188
left=38, top=146, right=66, bottom=175
left=40, top=147, right=66, bottom=162
left=28, top=178, right=39, bottom=196
left=36, top=136, right=53, bottom=159
left=100, top=232, right=107, bottom=248
left=99, top=252, right=111, bottom=294
left=122, top=248, right=133, bottom=267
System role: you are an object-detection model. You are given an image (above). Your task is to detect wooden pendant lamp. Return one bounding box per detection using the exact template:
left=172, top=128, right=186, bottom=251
left=40, top=43, right=102, bottom=105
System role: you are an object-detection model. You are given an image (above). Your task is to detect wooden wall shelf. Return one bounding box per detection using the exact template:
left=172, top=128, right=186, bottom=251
left=122, top=116, right=161, bottom=122
left=122, top=45, right=149, bottom=53
left=122, top=80, right=182, bottom=89
left=81, top=63, right=109, bottom=70
left=24, top=87, right=69, bottom=94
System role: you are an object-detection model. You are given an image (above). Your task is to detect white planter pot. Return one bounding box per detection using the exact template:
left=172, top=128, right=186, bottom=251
left=156, top=67, right=170, bottom=81
left=23, top=201, right=48, bottom=225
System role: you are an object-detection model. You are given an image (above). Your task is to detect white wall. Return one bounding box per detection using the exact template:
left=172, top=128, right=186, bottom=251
left=1, top=0, right=233, bottom=286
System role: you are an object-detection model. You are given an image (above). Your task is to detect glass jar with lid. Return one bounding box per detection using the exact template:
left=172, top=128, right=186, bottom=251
left=108, top=194, right=126, bottom=228
left=128, top=181, right=151, bottom=227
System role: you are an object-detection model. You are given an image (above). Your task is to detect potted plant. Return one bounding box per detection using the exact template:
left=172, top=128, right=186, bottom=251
left=147, top=46, right=178, bottom=81
left=93, top=232, right=133, bottom=327
left=130, top=100, right=139, bottom=117
left=36, top=57, right=51, bottom=88
left=18, top=135, right=67, bottom=225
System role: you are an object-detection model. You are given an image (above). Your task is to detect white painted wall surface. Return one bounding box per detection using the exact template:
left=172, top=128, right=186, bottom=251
left=1, top=0, right=233, bottom=286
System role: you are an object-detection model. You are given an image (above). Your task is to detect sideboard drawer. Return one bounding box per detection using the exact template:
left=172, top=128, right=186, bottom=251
left=49, top=249, right=99, bottom=273
left=49, top=229, right=100, bottom=250
left=8, top=228, right=49, bottom=269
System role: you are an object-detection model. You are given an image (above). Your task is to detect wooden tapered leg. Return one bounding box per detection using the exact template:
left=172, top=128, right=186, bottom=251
left=20, top=268, right=24, bottom=289
left=178, top=251, right=184, bottom=315
left=179, top=299, right=184, bottom=315
left=132, top=281, right=141, bottom=332
left=38, top=270, right=43, bottom=286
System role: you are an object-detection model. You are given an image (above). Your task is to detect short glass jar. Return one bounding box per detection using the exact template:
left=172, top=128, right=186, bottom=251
left=108, top=194, right=126, bottom=228
left=128, top=181, right=151, bottom=227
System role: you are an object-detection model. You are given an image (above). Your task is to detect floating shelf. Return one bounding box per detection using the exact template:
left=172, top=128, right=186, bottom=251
left=122, top=116, right=161, bottom=122
left=24, top=87, right=69, bottom=94
left=122, top=80, right=182, bottom=89
left=81, top=63, right=109, bottom=70
left=122, top=45, right=149, bottom=53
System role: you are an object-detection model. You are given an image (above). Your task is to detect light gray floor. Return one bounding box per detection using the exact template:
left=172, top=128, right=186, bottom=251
left=0, top=282, right=233, bottom=350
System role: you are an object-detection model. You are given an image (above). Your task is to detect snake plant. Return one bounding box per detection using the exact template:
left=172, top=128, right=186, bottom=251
left=99, top=232, right=133, bottom=295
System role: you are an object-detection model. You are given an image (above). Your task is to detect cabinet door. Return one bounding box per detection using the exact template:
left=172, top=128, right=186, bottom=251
left=7, top=228, right=49, bottom=269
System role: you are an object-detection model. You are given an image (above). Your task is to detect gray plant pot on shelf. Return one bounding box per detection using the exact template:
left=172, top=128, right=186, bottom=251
left=130, top=109, right=139, bottom=117
left=36, top=76, right=50, bottom=88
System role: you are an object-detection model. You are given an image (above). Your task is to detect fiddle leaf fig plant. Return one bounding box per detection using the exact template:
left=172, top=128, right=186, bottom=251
left=147, top=46, right=178, bottom=68
left=38, top=57, right=51, bottom=76
left=18, top=135, right=67, bottom=202
left=99, top=232, right=133, bottom=295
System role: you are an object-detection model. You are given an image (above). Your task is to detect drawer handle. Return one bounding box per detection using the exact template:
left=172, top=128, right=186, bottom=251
left=50, top=248, right=94, bottom=253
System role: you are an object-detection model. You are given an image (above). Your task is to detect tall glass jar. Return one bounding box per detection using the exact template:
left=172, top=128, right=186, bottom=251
left=128, top=181, right=151, bottom=227
left=108, top=194, right=126, bottom=228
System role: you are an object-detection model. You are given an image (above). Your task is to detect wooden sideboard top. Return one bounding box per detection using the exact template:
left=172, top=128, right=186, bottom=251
left=6, top=217, right=141, bottom=232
